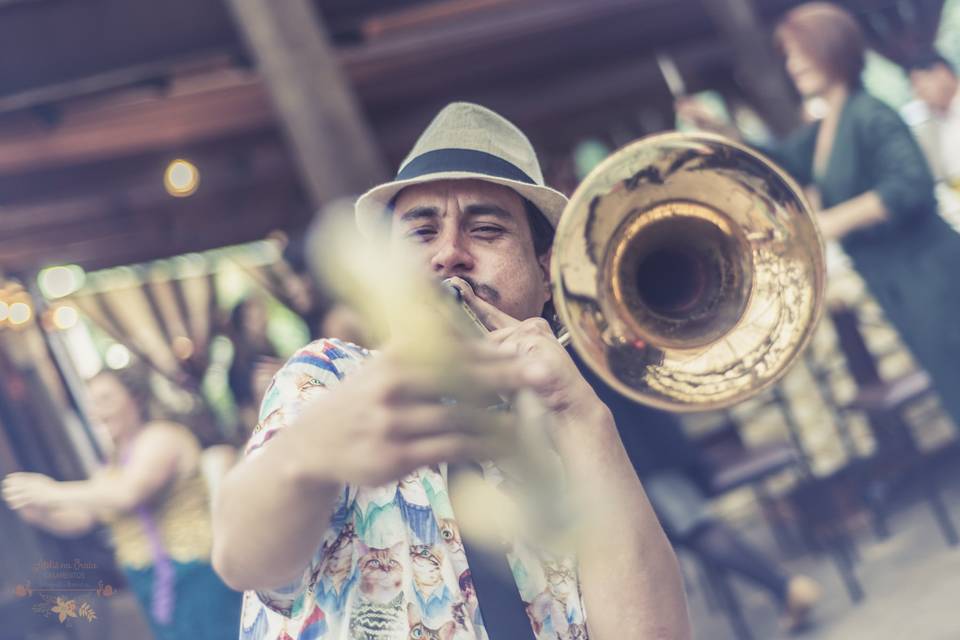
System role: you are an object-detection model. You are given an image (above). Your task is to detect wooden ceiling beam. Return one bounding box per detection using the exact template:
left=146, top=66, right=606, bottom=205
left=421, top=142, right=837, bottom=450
left=701, top=0, right=800, bottom=135
left=0, top=0, right=808, bottom=121
left=0, top=137, right=295, bottom=239
left=0, top=27, right=736, bottom=178
left=0, top=132, right=289, bottom=205
left=0, top=53, right=237, bottom=116
left=1, top=0, right=685, bottom=117
left=0, top=79, right=275, bottom=175
left=0, top=0, right=239, bottom=99
left=0, top=181, right=308, bottom=273
left=341, top=0, right=684, bottom=100
left=0, top=0, right=718, bottom=177
left=225, top=0, right=388, bottom=206
left=366, top=38, right=731, bottom=159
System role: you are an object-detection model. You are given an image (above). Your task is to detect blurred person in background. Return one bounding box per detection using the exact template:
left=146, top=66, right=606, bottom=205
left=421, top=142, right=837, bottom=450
left=905, top=50, right=960, bottom=186
left=320, top=302, right=376, bottom=348
left=228, top=296, right=284, bottom=435
left=2, top=366, right=242, bottom=640
left=678, top=2, right=960, bottom=432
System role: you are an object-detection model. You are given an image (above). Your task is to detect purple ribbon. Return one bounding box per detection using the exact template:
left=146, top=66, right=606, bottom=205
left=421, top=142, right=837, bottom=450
left=121, top=449, right=175, bottom=625
left=134, top=504, right=175, bottom=625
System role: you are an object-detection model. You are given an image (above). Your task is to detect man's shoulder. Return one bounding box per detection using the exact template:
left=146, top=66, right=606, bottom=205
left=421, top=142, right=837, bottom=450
left=289, top=337, right=372, bottom=365
left=245, top=339, right=373, bottom=456
left=273, top=338, right=371, bottom=383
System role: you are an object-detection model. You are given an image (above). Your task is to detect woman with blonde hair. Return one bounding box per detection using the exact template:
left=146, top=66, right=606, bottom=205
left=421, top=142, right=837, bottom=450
left=2, top=366, right=242, bottom=639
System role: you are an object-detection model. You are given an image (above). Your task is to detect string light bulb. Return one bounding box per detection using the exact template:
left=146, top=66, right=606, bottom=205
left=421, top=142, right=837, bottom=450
left=9, top=302, right=32, bottom=326
left=38, top=265, right=84, bottom=299
left=164, top=159, right=200, bottom=197
left=52, top=305, right=79, bottom=330
left=105, top=343, right=132, bottom=370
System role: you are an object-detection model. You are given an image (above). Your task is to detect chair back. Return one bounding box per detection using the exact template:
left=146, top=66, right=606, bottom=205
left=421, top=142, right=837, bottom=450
left=829, top=305, right=882, bottom=387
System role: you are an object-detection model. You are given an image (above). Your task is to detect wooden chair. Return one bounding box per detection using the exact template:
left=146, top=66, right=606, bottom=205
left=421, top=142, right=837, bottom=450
left=685, top=418, right=832, bottom=640
left=828, top=304, right=958, bottom=546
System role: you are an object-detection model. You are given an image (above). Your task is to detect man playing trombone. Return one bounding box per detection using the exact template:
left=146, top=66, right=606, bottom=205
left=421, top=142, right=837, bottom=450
left=212, top=102, right=690, bottom=640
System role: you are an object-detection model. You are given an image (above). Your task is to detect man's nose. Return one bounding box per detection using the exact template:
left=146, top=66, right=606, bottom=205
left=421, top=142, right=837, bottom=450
left=429, top=231, right=474, bottom=275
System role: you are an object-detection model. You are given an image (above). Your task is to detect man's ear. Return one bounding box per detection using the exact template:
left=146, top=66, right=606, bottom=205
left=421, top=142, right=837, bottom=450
left=538, top=248, right=552, bottom=295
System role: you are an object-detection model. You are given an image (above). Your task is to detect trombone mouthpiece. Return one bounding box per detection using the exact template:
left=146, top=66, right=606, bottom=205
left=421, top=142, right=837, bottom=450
left=441, top=278, right=488, bottom=336
left=443, top=278, right=466, bottom=303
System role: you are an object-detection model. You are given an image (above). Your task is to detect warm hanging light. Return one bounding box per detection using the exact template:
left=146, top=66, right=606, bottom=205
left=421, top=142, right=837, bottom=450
left=9, top=302, right=32, bottom=326
left=38, top=265, right=85, bottom=299
left=52, top=305, right=79, bottom=330
left=105, top=343, right=132, bottom=369
left=164, top=159, right=200, bottom=197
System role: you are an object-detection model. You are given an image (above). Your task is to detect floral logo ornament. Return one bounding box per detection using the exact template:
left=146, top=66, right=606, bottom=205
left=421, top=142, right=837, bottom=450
left=32, top=595, right=97, bottom=625
left=51, top=597, right=77, bottom=623
left=79, top=602, right=97, bottom=622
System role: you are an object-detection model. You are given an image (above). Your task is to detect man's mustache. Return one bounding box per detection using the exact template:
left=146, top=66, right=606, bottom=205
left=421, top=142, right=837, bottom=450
left=452, top=276, right=501, bottom=304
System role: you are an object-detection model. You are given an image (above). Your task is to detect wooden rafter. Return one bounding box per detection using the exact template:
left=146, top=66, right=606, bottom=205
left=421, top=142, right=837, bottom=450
left=225, top=0, right=388, bottom=205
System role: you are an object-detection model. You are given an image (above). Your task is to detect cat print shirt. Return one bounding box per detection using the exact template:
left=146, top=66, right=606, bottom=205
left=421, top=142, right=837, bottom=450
left=238, top=339, right=588, bottom=640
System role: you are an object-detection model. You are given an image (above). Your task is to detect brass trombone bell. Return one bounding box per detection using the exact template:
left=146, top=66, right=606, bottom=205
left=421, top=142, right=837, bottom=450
left=551, top=132, right=825, bottom=412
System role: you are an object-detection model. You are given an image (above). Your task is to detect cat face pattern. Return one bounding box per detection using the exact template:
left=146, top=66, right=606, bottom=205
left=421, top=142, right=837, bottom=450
left=241, top=470, right=586, bottom=640
left=241, top=396, right=587, bottom=640
left=310, top=523, right=357, bottom=614
left=409, top=544, right=455, bottom=622
left=294, top=372, right=328, bottom=401
left=407, top=603, right=457, bottom=640
left=526, top=559, right=584, bottom=639
left=357, top=541, right=405, bottom=603
left=409, top=545, right=443, bottom=594
left=437, top=519, right=462, bottom=555
left=350, top=541, right=407, bottom=640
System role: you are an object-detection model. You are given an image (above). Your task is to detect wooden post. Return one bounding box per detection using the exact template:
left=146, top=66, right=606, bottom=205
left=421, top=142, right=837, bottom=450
left=224, top=0, right=388, bottom=207
left=701, top=0, right=801, bottom=136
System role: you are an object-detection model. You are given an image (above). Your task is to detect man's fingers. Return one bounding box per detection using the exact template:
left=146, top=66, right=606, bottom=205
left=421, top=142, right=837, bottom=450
left=446, top=277, right=520, bottom=332
left=388, top=405, right=516, bottom=440
left=487, top=317, right=557, bottom=349
left=378, top=359, right=528, bottom=405
left=397, top=430, right=511, bottom=470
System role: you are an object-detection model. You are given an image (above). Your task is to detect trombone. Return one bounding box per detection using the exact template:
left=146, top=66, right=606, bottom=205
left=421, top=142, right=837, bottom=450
left=457, top=132, right=825, bottom=413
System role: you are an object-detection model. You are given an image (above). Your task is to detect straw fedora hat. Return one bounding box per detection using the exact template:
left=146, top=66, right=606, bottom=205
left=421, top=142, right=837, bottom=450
left=355, top=102, right=568, bottom=237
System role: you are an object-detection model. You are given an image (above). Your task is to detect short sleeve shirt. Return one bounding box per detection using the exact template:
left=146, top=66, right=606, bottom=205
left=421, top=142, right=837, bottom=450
left=237, top=338, right=588, bottom=640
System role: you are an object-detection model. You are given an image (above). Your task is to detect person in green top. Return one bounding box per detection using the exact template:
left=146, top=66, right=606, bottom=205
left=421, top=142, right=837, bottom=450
left=680, top=2, right=960, bottom=431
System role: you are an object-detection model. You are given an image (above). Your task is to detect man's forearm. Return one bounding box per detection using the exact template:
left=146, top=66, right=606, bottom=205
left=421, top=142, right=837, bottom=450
left=211, top=425, right=341, bottom=592
left=554, top=403, right=691, bottom=640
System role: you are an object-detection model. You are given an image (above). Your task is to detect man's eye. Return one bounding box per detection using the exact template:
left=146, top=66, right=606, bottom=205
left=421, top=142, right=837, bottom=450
left=472, top=225, right=504, bottom=236
left=406, top=227, right=436, bottom=241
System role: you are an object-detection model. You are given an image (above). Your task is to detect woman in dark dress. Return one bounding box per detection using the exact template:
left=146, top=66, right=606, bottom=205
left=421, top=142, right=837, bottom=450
left=682, top=2, right=960, bottom=429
